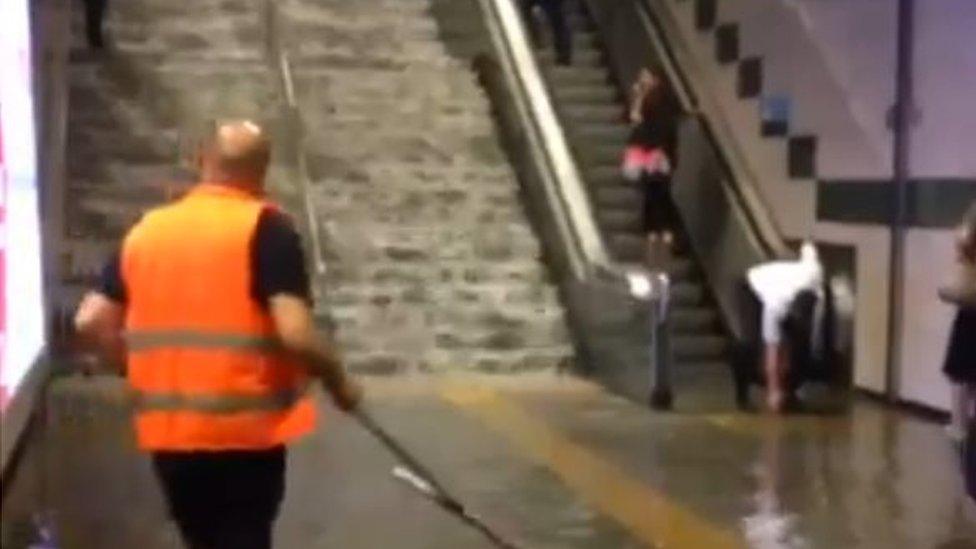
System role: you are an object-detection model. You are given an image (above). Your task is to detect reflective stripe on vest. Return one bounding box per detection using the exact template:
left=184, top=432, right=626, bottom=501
left=125, top=330, right=282, bottom=353
left=132, top=386, right=309, bottom=414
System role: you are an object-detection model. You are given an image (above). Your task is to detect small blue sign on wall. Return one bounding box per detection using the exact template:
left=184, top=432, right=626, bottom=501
left=760, top=95, right=791, bottom=137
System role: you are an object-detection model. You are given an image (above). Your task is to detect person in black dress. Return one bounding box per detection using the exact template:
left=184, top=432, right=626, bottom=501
left=943, top=202, right=976, bottom=442
left=621, top=67, right=680, bottom=267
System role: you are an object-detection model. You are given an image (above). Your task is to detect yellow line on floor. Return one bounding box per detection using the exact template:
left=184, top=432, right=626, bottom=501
left=439, top=383, right=745, bottom=549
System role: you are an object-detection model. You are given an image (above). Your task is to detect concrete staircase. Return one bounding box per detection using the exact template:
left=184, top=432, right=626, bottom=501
left=279, top=0, right=572, bottom=374
left=531, top=4, right=730, bottom=384
left=59, top=0, right=276, bottom=314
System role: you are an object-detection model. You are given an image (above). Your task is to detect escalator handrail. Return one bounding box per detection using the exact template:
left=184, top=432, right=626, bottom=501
left=479, top=0, right=621, bottom=283
left=637, top=0, right=790, bottom=259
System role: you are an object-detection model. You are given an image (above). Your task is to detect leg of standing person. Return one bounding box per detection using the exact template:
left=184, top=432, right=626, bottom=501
left=950, top=383, right=976, bottom=443
left=760, top=303, right=789, bottom=413
left=83, top=0, right=108, bottom=49
left=152, top=448, right=286, bottom=549
left=540, top=0, right=572, bottom=65
left=208, top=448, right=286, bottom=549
left=152, top=452, right=220, bottom=549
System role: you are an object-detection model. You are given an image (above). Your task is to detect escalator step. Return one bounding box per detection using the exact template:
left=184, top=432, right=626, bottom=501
left=585, top=165, right=634, bottom=187
left=568, top=13, right=592, bottom=32
left=575, top=143, right=625, bottom=167
left=538, top=48, right=603, bottom=67
left=592, top=186, right=643, bottom=209
left=673, top=335, right=728, bottom=360
left=671, top=307, right=718, bottom=332
left=671, top=283, right=706, bottom=306
left=545, top=65, right=609, bottom=86
left=617, top=258, right=696, bottom=282
left=569, top=122, right=629, bottom=143
left=572, top=30, right=600, bottom=48
left=553, top=85, right=618, bottom=105
left=606, top=233, right=645, bottom=261
left=596, top=208, right=643, bottom=232
left=563, top=104, right=621, bottom=124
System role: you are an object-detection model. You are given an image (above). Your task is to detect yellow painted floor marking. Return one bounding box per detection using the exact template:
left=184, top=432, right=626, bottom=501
left=440, top=383, right=745, bottom=549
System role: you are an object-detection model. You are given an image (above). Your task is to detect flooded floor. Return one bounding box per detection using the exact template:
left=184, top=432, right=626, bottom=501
left=3, top=373, right=975, bottom=548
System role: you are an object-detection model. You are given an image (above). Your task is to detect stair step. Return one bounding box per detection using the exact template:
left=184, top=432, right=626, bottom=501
left=617, top=258, right=696, bottom=282
left=585, top=165, right=634, bottom=188
left=574, top=142, right=624, bottom=166
left=592, top=186, right=643, bottom=209
left=567, top=13, right=592, bottom=32
left=671, top=307, right=719, bottom=333
left=570, top=122, right=629, bottom=144
left=673, top=335, right=728, bottom=360
left=671, top=282, right=706, bottom=306
left=552, top=84, right=618, bottom=105
left=545, top=65, right=609, bottom=86
left=538, top=47, right=603, bottom=67
left=596, top=208, right=642, bottom=232
left=563, top=104, right=621, bottom=124
left=571, top=30, right=600, bottom=48
left=606, top=233, right=645, bottom=262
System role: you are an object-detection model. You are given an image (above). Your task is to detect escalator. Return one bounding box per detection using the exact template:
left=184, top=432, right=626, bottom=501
left=526, top=3, right=734, bottom=398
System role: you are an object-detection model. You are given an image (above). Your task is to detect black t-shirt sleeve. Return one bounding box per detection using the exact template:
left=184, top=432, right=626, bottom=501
left=251, top=208, right=312, bottom=307
left=98, top=250, right=128, bottom=304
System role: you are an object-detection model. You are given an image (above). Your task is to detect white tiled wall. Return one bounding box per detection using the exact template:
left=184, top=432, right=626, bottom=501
left=813, top=222, right=890, bottom=393
left=898, top=228, right=958, bottom=410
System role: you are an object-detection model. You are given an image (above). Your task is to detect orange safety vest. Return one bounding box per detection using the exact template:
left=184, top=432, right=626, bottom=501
left=121, top=183, right=316, bottom=451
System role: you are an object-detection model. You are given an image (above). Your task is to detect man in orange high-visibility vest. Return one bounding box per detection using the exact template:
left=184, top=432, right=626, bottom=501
left=75, top=120, right=362, bottom=549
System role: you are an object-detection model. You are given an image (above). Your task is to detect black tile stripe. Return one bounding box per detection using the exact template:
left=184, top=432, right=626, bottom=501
left=738, top=57, right=762, bottom=98
left=761, top=120, right=788, bottom=137
left=817, top=178, right=976, bottom=227
left=788, top=135, right=817, bottom=179
left=715, top=23, right=739, bottom=64
left=695, top=0, right=717, bottom=30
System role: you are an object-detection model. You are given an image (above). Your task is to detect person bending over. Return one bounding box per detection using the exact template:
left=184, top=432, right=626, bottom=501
left=747, top=242, right=823, bottom=413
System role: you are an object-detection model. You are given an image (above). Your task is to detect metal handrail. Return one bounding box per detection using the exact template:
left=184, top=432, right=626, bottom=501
left=479, top=0, right=618, bottom=283
left=263, top=0, right=327, bottom=277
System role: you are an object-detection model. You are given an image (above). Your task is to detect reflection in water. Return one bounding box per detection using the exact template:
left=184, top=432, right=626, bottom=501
left=742, top=420, right=809, bottom=549
left=738, top=408, right=976, bottom=548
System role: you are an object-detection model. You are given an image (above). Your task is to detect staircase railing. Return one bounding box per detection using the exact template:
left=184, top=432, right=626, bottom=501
left=263, top=0, right=327, bottom=280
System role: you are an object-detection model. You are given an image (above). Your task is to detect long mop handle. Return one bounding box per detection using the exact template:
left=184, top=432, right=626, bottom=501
left=352, top=409, right=523, bottom=549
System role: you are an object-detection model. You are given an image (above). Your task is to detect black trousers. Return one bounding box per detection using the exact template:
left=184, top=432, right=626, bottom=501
left=152, top=447, right=286, bottom=549
left=82, top=0, right=108, bottom=47
left=520, top=0, right=572, bottom=64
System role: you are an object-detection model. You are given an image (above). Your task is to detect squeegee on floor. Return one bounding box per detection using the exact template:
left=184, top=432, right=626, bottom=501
left=353, top=409, right=524, bottom=549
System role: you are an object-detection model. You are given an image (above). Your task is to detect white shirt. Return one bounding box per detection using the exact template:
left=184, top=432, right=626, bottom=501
left=747, top=243, right=823, bottom=344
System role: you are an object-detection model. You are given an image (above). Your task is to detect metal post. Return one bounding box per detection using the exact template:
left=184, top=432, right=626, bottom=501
left=649, top=272, right=673, bottom=410
left=886, top=0, right=916, bottom=402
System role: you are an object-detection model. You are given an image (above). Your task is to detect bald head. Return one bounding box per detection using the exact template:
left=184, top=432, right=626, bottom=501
left=200, top=120, right=271, bottom=190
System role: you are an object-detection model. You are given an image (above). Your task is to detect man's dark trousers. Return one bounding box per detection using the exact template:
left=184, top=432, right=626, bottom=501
left=152, top=447, right=286, bottom=549
left=521, top=0, right=572, bottom=65
left=82, top=0, right=107, bottom=48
